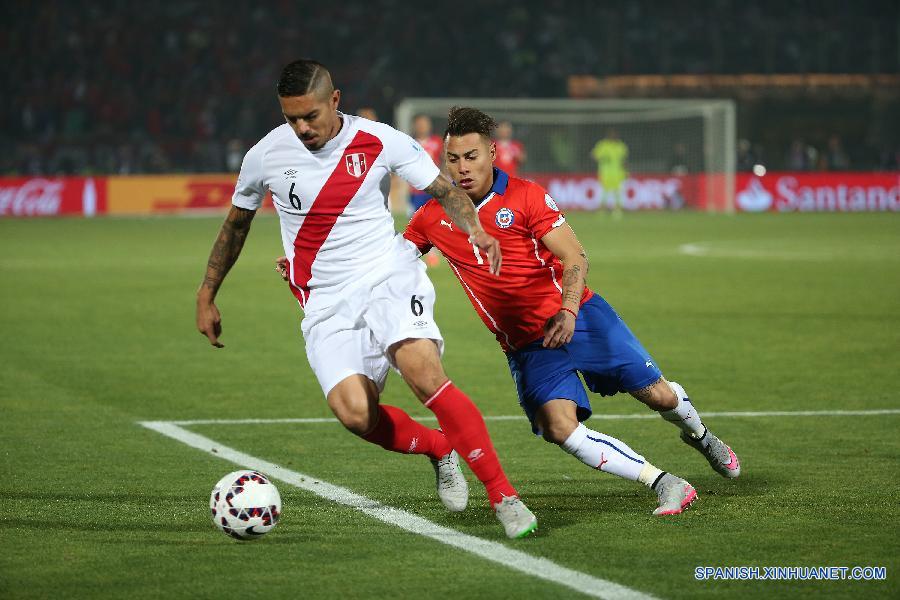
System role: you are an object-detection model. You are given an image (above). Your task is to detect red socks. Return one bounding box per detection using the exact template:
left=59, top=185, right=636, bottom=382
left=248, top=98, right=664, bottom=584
left=425, top=381, right=517, bottom=506
left=362, top=404, right=452, bottom=460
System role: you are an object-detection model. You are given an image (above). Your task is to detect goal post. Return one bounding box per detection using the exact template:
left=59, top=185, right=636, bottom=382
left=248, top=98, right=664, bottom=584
left=394, top=98, right=736, bottom=213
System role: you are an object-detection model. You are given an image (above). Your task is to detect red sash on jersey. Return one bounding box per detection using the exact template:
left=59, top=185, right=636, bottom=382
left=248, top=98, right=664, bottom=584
left=289, top=131, right=384, bottom=307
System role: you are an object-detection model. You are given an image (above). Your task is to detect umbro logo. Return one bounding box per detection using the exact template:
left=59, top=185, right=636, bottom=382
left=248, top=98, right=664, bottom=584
left=440, top=219, right=453, bottom=230
left=468, top=448, right=484, bottom=462
left=646, top=361, right=654, bottom=368
left=283, top=168, right=298, bottom=178
left=413, top=320, right=428, bottom=328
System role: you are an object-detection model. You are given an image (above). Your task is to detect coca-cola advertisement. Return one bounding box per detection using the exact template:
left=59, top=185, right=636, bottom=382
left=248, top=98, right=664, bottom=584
left=0, top=177, right=107, bottom=217
left=735, top=172, right=900, bottom=212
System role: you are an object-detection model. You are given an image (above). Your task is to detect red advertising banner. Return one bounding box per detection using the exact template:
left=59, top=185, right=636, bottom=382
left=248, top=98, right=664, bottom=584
left=527, top=172, right=714, bottom=211
left=734, top=172, right=900, bottom=212
left=1, top=172, right=896, bottom=216
left=0, top=177, right=107, bottom=217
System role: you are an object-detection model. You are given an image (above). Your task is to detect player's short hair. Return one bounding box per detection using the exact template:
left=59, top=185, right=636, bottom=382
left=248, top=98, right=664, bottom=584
left=444, top=106, right=497, bottom=140
left=277, top=59, right=333, bottom=98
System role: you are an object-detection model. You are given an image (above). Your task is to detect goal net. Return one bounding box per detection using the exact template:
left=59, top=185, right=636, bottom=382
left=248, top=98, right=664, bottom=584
left=394, top=98, right=736, bottom=213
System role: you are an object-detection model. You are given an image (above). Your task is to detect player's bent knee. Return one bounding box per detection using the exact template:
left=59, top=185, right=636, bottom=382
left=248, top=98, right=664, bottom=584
left=329, top=400, right=374, bottom=435
left=649, top=385, right=678, bottom=411
left=326, top=379, right=378, bottom=435
left=541, top=419, right=579, bottom=445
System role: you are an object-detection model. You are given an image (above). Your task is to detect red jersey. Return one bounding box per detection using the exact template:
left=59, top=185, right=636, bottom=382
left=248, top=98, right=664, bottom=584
left=419, top=134, right=443, bottom=166
left=494, top=139, right=525, bottom=176
left=404, top=168, right=592, bottom=351
left=410, top=134, right=443, bottom=193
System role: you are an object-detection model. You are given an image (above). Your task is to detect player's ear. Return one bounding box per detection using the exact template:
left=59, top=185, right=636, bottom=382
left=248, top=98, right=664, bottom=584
left=490, top=141, right=496, bottom=161
left=331, top=89, right=341, bottom=110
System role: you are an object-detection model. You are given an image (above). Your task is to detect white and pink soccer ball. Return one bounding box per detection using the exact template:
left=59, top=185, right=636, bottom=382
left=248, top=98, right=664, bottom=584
left=210, top=470, right=281, bottom=540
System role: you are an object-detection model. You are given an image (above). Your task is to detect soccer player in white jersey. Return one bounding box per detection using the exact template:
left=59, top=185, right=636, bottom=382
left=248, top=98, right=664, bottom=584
left=195, top=59, right=536, bottom=539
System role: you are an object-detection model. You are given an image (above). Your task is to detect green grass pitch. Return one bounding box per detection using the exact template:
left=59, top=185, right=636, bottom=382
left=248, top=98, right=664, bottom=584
left=1, top=211, right=898, bottom=599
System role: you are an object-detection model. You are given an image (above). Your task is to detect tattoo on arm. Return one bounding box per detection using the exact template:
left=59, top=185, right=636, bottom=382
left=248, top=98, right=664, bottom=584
left=424, top=177, right=480, bottom=235
left=200, top=207, right=256, bottom=296
left=561, top=261, right=586, bottom=308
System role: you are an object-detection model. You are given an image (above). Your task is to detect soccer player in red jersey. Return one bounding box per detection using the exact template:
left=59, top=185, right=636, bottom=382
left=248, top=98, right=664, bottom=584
left=402, top=107, right=742, bottom=516
left=409, top=114, right=444, bottom=214
left=200, top=62, right=536, bottom=538
left=493, top=120, right=526, bottom=176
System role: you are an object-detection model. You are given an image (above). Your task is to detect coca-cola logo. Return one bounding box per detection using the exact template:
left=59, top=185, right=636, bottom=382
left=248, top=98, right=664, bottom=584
left=0, top=179, right=63, bottom=215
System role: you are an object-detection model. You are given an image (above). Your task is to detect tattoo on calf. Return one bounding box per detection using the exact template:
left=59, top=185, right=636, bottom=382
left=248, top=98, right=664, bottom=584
left=630, top=377, right=664, bottom=402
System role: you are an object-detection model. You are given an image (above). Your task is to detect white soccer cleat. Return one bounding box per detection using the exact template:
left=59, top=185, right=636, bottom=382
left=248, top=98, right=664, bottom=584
left=681, top=429, right=741, bottom=478
left=652, top=473, right=698, bottom=516
left=493, top=496, right=538, bottom=539
left=430, top=450, right=469, bottom=512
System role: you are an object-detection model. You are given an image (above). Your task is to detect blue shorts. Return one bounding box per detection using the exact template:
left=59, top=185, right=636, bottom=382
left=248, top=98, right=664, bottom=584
left=410, top=192, right=431, bottom=211
left=506, top=295, right=662, bottom=433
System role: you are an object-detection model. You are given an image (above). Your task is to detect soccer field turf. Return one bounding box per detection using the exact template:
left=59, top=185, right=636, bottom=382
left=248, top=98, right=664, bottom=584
left=1, top=211, right=898, bottom=599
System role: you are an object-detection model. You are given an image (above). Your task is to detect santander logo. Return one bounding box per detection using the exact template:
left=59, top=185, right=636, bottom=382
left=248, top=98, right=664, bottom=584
left=736, top=177, right=774, bottom=212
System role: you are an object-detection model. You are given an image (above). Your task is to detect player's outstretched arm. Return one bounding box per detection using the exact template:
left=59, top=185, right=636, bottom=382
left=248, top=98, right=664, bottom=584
left=541, top=224, right=589, bottom=348
left=196, top=205, right=256, bottom=347
left=424, top=174, right=502, bottom=275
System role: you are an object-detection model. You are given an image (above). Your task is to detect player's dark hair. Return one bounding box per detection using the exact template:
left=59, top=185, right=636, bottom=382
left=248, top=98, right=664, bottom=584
left=277, top=59, right=332, bottom=97
left=444, top=106, right=497, bottom=140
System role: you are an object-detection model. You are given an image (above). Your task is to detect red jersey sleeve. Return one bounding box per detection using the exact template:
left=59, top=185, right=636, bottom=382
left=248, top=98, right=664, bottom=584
left=523, top=182, right=566, bottom=239
left=403, top=206, right=434, bottom=254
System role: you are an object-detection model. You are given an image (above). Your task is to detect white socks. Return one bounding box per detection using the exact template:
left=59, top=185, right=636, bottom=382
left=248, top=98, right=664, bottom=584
left=661, top=381, right=707, bottom=441
left=561, top=423, right=661, bottom=486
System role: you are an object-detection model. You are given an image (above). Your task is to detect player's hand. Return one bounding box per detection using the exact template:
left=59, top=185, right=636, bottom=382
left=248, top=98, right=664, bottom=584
left=275, top=256, right=289, bottom=281
left=196, top=298, right=224, bottom=348
left=468, top=230, right=502, bottom=275
left=542, top=310, right=576, bottom=348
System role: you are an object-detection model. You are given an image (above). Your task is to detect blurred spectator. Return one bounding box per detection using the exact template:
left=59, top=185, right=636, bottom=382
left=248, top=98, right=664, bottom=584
left=878, top=145, right=900, bottom=171
left=785, top=139, right=812, bottom=171
left=736, top=139, right=757, bottom=172
left=820, top=134, right=851, bottom=171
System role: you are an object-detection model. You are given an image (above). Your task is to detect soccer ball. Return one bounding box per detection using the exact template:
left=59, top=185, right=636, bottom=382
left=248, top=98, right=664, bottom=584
left=210, top=470, right=282, bottom=540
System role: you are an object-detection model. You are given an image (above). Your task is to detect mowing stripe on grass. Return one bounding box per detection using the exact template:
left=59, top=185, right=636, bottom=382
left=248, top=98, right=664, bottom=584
left=139, top=420, right=656, bottom=600
left=167, top=408, right=900, bottom=426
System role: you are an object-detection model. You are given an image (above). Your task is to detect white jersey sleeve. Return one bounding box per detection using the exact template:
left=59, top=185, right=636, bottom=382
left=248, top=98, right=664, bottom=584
left=232, top=143, right=267, bottom=210
left=382, top=127, right=441, bottom=192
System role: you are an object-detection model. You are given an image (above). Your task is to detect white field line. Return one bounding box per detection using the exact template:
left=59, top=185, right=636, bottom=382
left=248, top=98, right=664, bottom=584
left=139, top=420, right=655, bottom=600
left=167, top=408, right=900, bottom=426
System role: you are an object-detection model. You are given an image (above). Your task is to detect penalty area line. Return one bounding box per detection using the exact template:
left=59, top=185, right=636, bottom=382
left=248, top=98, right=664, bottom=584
left=138, top=420, right=656, bottom=600
left=167, top=408, right=900, bottom=426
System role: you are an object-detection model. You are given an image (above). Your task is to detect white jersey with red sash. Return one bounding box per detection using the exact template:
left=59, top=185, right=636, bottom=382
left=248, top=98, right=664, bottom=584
left=232, top=113, right=440, bottom=312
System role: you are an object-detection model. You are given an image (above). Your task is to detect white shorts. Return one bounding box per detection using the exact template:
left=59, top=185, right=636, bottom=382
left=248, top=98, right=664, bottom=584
left=301, top=238, right=444, bottom=397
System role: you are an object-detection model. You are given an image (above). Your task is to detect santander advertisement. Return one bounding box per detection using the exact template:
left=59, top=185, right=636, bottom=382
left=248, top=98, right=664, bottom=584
left=734, top=172, right=899, bottom=212
left=529, top=172, right=899, bottom=212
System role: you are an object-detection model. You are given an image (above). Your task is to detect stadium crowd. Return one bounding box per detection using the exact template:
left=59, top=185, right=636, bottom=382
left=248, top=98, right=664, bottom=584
left=2, top=0, right=897, bottom=175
